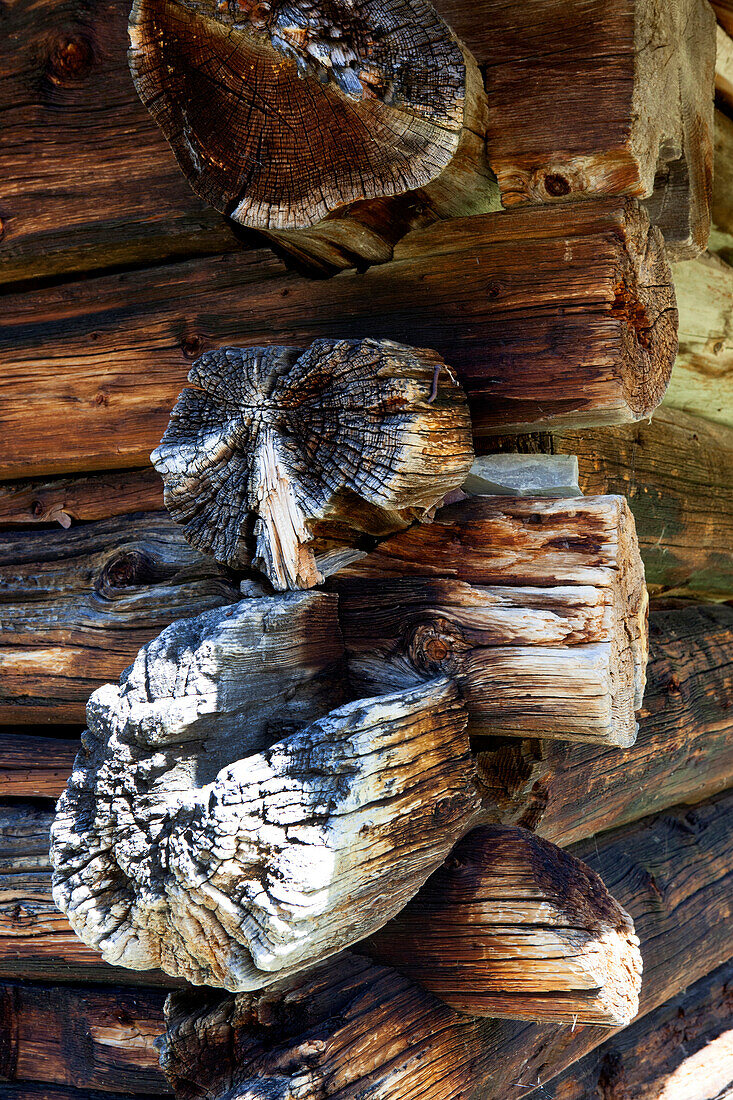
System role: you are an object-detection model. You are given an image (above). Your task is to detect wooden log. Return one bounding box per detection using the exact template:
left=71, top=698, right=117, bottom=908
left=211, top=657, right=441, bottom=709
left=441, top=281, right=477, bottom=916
left=714, top=1, right=733, bottom=36
left=151, top=339, right=473, bottom=588
left=0, top=198, right=677, bottom=481
left=335, top=494, right=648, bottom=746
left=547, top=960, right=733, bottom=1100
left=664, top=248, right=733, bottom=431
left=465, top=0, right=715, bottom=259
left=0, top=981, right=167, bottom=1094
left=158, top=790, right=733, bottom=1100
left=128, top=0, right=499, bottom=274
left=554, top=409, right=733, bottom=599
left=0, top=734, right=79, bottom=798
left=50, top=595, right=478, bottom=990
left=0, top=513, right=239, bottom=724
left=0, top=470, right=163, bottom=527
left=364, top=825, right=642, bottom=1026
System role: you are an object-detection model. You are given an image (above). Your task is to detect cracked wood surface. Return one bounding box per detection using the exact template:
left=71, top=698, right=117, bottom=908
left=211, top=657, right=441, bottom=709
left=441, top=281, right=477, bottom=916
left=50, top=595, right=479, bottom=990
left=151, top=339, right=472, bottom=588
left=0, top=198, right=676, bottom=482
left=335, top=494, right=648, bottom=746
left=156, top=790, right=733, bottom=1100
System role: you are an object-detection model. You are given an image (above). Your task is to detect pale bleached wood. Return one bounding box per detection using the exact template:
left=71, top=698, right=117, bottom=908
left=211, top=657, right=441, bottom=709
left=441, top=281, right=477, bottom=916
left=152, top=338, right=473, bottom=589
left=717, top=24, right=733, bottom=110
left=365, top=825, right=642, bottom=1026
left=50, top=594, right=478, bottom=990
left=129, top=0, right=499, bottom=272
left=334, top=494, right=648, bottom=746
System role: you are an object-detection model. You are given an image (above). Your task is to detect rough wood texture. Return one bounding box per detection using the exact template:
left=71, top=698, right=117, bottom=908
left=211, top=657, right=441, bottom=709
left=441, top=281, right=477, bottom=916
left=152, top=339, right=472, bottom=588
left=547, top=960, right=733, bottom=1100
left=474, top=0, right=715, bottom=259
left=0, top=981, right=168, bottom=1094
left=666, top=247, right=733, bottom=431
left=714, top=110, right=733, bottom=238
left=0, top=198, right=677, bottom=480
left=335, top=494, right=647, bottom=746
left=0, top=470, right=163, bottom=528
left=715, top=1, right=733, bottom=36
left=718, top=24, right=733, bottom=111
left=158, top=790, right=733, bottom=1100
left=0, top=734, right=79, bottom=797
left=50, top=596, right=478, bottom=990
left=555, top=410, right=733, bottom=599
left=365, top=825, right=642, bottom=1026
left=129, top=0, right=499, bottom=273
left=0, top=513, right=239, bottom=724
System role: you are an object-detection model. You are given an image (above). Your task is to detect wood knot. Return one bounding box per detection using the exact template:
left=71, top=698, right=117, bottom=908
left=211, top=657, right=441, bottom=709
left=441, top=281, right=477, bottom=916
left=96, top=549, right=167, bottom=596
left=181, top=333, right=204, bottom=359
left=47, top=33, right=94, bottom=85
left=405, top=619, right=465, bottom=675
left=542, top=172, right=571, bottom=197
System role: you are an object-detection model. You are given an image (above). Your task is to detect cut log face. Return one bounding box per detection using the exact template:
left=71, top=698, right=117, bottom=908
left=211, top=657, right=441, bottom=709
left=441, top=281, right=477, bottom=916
left=50, top=594, right=478, bottom=990
left=334, top=495, right=648, bottom=745
left=128, top=0, right=484, bottom=236
left=151, top=338, right=473, bottom=589
left=365, top=825, right=642, bottom=1026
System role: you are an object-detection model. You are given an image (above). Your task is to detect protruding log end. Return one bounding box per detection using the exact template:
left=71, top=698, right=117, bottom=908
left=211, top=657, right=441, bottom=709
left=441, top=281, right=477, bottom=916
left=365, top=825, right=643, bottom=1027
left=51, top=590, right=479, bottom=990
left=335, top=494, right=648, bottom=746
left=152, top=338, right=474, bottom=589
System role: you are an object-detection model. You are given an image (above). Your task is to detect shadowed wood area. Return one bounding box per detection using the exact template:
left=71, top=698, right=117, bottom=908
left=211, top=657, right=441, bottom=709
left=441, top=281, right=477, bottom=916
left=155, top=790, right=733, bottom=1100
left=2, top=606, right=732, bottom=990
left=365, top=825, right=642, bottom=1026
left=0, top=198, right=676, bottom=481
left=546, top=960, right=733, bottom=1100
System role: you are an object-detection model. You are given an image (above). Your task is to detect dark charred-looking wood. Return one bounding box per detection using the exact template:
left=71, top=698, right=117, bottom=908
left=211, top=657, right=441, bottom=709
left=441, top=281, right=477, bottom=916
left=546, top=960, right=733, bottom=1100
left=0, top=981, right=168, bottom=1094
left=335, top=494, right=647, bottom=746
left=50, top=593, right=478, bottom=990
left=364, top=825, right=642, bottom=1026
left=0, top=513, right=239, bottom=724
left=129, top=0, right=499, bottom=273
left=0, top=198, right=677, bottom=481
left=471, top=0, right=715, bottom=259
left=158, top=790, right=733, bottom=1100
left=152, top=339, right=473, bottom=589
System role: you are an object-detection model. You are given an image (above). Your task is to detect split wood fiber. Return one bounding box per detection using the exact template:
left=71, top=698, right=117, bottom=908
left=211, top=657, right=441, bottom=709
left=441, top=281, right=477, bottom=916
left=546, top=959, right=733, bottom=1100
left=0, top=198, right=677, bottom=482
left=460, top=0, right=715, bottom=258
left=151, top=339, right=473, bottom=588
left=129, top=0, right=499, bottom=273
left=364, top=825, right=642, bottom=1026
left=157, top=790, right=733, bottom=1100
left=50, top=594, right=479, bottom=990
left=335, top=494, right=647, bottom=746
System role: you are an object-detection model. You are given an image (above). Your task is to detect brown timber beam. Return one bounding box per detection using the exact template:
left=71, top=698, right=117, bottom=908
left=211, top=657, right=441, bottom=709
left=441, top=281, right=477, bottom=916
left=0, top=198, right=676, bottom=481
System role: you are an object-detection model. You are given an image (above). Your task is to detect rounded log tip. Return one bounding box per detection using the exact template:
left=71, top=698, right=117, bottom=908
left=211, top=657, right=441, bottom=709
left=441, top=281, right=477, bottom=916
left=128, top=0, right=468, bottom=230
left=151, top=338, right=474, bottom=590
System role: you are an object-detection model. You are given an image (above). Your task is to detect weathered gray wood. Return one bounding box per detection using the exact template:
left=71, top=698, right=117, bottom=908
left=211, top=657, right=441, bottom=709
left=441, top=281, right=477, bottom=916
left=128, top=0, right=499, bottom=272
left=152, top=339, right=473, bottom=588
left=0, top=199, right=677, bottom=481
left=463, top=454, right=581, bottom=498
left=365, top=825, right=642, bottom=1026
left=158, top=790, right=733, bottom=1100
left=50, top=595, right=478, bottom=990
left=0, top=513, right=239, bottom=724
left=335, top=494, right=648, bottom=746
